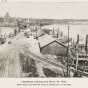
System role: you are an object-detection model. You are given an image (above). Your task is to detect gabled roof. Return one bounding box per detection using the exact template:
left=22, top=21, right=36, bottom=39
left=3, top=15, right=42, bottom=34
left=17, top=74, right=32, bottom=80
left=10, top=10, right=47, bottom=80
left=38, top=34, right=67, bottom=49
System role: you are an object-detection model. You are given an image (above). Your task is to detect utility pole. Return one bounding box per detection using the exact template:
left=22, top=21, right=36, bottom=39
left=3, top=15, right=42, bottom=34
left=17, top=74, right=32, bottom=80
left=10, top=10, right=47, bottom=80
left=35, top=25, right=38, bottom=40
left=84, top=35, right=88, bottom=72
left=85, top=35, right=88, bottom=58
left=57, top=27, right=60, bottom=38
left=67, top=25, right=70, bottom=77
left=52, top=27, right=55, bottom=36
left=75, top=34, right=79, bottom=76
left=75, top=47, right=79, bottom=71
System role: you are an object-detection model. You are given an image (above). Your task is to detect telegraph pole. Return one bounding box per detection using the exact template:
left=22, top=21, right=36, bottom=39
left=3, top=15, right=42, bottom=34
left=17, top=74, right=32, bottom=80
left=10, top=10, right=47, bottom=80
left=73, top=34, right=79, bottom=77
left=67, top=25, right=70, bottom=77
left=75, top=35, right=79, bottom=71
left=84, top=35, right=88, bottom=72
left=85, top=35, right=88, bottom=58
left=75, top=47, right=79, bottom=71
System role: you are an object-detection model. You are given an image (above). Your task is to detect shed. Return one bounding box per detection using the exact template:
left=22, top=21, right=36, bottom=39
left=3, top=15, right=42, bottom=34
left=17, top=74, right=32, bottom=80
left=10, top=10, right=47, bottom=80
left=38, top=34, right=67, bottom=56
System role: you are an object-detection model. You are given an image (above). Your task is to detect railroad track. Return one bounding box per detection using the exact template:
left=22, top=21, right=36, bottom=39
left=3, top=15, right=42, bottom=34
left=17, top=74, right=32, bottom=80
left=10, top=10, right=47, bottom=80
left=22, top=49, right=66, bottom=70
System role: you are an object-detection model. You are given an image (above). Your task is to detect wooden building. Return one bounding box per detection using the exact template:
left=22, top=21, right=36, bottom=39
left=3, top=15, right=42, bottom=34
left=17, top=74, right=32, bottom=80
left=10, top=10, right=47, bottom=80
left=38, top=34, right=67, bottom=56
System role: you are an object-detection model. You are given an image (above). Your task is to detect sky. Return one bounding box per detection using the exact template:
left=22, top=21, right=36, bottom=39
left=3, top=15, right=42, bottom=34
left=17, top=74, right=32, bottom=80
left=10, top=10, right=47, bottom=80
left=1, top=1, right=88, bottom=41
left=0, top=2, right=88, bottom=19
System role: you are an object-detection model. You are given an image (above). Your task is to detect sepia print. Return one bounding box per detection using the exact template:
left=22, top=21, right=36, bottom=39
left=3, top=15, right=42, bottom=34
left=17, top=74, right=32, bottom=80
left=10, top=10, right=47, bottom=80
left=0, top=1, right=88, bottom=78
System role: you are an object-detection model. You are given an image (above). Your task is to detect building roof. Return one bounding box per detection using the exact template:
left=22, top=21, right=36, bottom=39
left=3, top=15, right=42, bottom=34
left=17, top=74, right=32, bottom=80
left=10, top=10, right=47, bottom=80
left=38, top=34, right=67, bottom=48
